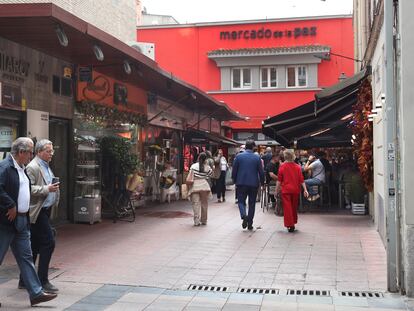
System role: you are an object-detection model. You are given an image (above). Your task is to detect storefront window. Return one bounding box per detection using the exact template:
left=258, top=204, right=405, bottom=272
left=261, top=67, right=277, bottom=88
left=287, top=66, right=307, bottom=87
left=0, top=119, right=19, bottom=160
left=232, top=67, right=252, bottom=89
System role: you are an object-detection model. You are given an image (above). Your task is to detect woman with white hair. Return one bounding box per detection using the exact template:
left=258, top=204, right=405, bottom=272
left=276, top=149, right=309, bottom=232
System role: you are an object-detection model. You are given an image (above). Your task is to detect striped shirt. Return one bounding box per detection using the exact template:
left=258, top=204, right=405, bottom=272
left=190, top=163, right=213, bottom=180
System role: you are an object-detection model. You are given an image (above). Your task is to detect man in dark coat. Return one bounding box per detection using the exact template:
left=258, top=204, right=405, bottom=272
left=232, top=139, right=264, bottom=230
left=0, top=137, right=57, bottom=307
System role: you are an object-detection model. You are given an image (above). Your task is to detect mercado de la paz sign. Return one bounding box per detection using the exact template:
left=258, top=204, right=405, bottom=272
left=220, top=26, right=317, bottom=40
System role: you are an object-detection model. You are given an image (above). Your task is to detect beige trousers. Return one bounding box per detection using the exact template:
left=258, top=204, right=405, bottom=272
left=191, top=191, right=209, bottom=225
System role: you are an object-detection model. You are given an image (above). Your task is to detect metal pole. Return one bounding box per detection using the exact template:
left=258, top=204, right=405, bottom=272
left=384, top=0, right=399, bottom=293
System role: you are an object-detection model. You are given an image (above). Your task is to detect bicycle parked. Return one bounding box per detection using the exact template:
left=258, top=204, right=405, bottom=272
left=102, top=190, right=135, bottom=223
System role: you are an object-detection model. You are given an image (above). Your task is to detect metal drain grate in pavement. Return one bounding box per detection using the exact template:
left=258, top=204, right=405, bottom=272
left=238, top=288, right=279, bottom=295
left=287, top=289, right=330, bottom=296
left=339, top=291, right=384, bottom=298
left=188, top=284, right=228, bottom=292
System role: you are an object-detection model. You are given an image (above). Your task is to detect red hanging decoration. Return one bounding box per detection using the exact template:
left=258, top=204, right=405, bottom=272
left=351, top=78, right=373, bottom=192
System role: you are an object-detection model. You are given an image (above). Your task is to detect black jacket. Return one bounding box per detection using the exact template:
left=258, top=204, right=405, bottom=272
left=0, top=155, right=30, bottom=230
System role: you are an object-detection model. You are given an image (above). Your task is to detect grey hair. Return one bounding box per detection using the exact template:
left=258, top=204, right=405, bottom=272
left=283, top=149, right=296, bottom=162
left=35, top=139, right=53, bottom=154
left=11, top=137, right=34, bottom=156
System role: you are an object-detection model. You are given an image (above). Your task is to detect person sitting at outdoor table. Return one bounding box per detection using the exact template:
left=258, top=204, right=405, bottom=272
left=265, top=154, right=280, bottom=208
left=160, top=162, right=177, bottom=202
left=303, top=152, right=325, bottom=201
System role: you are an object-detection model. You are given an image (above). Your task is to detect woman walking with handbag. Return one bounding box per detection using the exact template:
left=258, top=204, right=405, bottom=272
left=187, top=152, right=213, bottom=226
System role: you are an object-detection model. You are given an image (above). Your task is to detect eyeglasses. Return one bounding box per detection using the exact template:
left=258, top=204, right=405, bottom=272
left=43, top=149, right=55, bottom=155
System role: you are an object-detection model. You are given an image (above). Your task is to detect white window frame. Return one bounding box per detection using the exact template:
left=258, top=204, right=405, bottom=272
left=260, top=66, right=278, bottom=89
left=231, top=67, right=252, bottom=90
left=286, top=65, right=308, bottom=88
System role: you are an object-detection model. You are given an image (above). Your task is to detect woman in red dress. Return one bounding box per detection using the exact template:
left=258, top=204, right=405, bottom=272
left=276, top=149, right=309, bottom=232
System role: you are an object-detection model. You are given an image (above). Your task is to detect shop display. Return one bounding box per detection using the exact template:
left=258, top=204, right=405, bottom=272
left=74, top=134, right=101, bottom=224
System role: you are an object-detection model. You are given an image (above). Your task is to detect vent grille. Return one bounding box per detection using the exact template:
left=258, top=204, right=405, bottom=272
left=188, top=284, right=228, bottom=292
left=339, top=291, right=384, bottom=298
left=287, top=289, right=330, bottom=296
left=238, top=288, right=278, bottom=295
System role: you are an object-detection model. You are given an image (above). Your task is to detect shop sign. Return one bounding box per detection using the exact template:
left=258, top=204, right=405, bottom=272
left=220, top=26, right=317, bottom=40
left=78, top=66, right=92, bottom=82
left=63, top=66, right=72, bottom=79
left=77, top=70, right=147, bottom=115
left=114, top=83, right=128, bottom=105
left=0, top=50, right=30, bottom=83
left=82, top=75, right=112, bottom=102
left=1, top=83, right=22, bottom=110
left=34, top=60, right=48, bottom=84
left=0, top=125, right=14, bottom=148
left=26, top=109, right=49, bottom=141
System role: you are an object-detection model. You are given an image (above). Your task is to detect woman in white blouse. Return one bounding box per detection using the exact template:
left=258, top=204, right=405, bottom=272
left=214, top=149, right=228, bottom=203
left=189, top=152, right=213, bottom=226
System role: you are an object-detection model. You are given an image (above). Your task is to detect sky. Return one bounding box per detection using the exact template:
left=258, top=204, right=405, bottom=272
left=141, top=0, right=354, bottom=24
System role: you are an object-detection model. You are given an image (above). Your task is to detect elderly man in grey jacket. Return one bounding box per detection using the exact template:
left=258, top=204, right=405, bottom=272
left=19, top=139, right=60, bottom=293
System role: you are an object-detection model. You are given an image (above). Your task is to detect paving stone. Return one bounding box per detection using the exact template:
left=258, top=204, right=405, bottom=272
left=0, top=196, right=405, bottom=310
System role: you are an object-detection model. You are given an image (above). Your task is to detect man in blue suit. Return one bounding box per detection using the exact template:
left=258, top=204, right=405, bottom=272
left=232, top=139, right=264, bottom=230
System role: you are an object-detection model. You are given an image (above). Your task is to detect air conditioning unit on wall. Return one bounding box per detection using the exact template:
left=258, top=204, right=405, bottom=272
left=128, top=41, right=155, bottom=60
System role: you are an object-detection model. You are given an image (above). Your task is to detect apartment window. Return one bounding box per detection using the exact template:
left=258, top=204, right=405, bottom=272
left=232, top=68, right=251, bottom=89
left=287, top=66, right=307, bottom=87
left=261, top=67, right=277, bottom=88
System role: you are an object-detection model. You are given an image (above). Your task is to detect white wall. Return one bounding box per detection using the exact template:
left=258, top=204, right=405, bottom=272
left=398, top=0, right=414, bottom=297
left=0, top=0, right=137, bottom=43
left=371, top=28, right=386, bottom=243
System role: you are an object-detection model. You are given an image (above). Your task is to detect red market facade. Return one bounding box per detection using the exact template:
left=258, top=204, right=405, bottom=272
left=137, top=15, right=354, bottom=144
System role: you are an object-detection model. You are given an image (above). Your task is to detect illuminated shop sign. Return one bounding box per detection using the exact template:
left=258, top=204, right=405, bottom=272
left=220, top=26, right=317, bottom=40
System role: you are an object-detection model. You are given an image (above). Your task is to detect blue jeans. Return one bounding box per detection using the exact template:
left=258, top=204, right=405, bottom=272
left=0, top=215, right=43, bottom=299
left=236, top=185, right=258, bottom=226
left=305, top=178, right=323, bottom=195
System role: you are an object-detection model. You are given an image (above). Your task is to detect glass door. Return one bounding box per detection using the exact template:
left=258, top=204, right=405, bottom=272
left=49, top=118, right=70, bottom=223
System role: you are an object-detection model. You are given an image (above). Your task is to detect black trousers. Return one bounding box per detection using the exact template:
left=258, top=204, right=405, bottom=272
left=216, top=170, right=226, bottom=199
left=20, top=208, right=55, bottom=285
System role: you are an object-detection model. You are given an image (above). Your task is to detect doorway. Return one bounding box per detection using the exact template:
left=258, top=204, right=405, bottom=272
left=49, top=118, right=70, bottom=223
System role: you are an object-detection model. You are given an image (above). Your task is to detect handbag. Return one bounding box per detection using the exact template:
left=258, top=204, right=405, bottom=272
left=186, top=169, right=194, bottom=186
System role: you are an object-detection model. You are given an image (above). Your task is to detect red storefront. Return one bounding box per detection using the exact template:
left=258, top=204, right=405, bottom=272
left=137, top=15, right=354, bottom=145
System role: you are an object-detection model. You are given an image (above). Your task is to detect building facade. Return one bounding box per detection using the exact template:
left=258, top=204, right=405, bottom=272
left=0, top=0, right=137, bottom=43
left=0, top=35, right=74, bottom=221
left=354, top=0, right=414, bottom=297
left=137, top=16, right=355, bottom=145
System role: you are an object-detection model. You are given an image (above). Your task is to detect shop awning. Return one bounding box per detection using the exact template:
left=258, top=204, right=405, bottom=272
left=0, top=3, right=243, bottom=121
left=184, top=129, right=239, bottom=146
left=262, top=69, right=368, bottom=148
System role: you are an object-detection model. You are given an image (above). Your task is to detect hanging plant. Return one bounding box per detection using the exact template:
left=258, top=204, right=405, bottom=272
left=98, top=136, right=140, bottom=176
left=75, top=101, right=147, bottom=127
left=350, top=78, right=373, bottom=192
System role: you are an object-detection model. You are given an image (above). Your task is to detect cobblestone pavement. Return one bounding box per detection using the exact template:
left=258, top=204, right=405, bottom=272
left=1, top=190, right=412, bottom=310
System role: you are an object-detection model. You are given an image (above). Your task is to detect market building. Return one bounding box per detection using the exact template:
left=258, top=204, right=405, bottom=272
left=137, top=15, right=355, bottom=147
